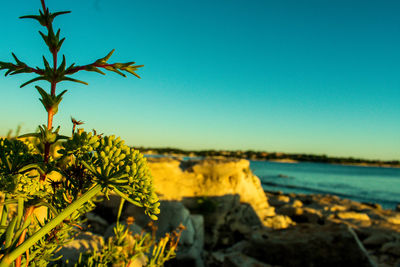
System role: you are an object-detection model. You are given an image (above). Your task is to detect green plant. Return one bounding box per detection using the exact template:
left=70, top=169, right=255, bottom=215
left=0, top=1, right=178, bottom=266
left=66, top=199, right=185, bottom=267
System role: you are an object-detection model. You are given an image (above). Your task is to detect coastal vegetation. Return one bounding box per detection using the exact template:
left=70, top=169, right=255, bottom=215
left=140, top=147, right=400, bottom=168
left=0, top=1, right=179, bottom=266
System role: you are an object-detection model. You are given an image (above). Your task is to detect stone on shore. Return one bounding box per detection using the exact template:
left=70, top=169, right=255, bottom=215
left=241, top=224, right=377, bottom=267
left=336, top=211, right=371, bottom=221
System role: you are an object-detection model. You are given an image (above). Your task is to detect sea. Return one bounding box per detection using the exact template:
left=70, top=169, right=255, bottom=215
left=250, top=161, right=400, bottom=210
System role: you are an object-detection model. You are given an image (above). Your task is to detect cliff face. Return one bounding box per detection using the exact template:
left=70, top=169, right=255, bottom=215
left=147, top=158, right=275, bottom=221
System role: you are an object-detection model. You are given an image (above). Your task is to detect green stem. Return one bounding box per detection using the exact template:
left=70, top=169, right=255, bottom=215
left=116, top=198, right=125, bottom=226
left=0, top=184, right=102, bottom=267
left=0, top=202, right=8, bottom=226
left=16, top=198, right=24, bottom=230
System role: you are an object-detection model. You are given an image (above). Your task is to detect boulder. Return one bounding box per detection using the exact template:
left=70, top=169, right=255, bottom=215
left=56, top=232, right=104, bottom=265
left=206, top=241, right=272, bottom=267
left=85, top=212, right=109, bottom=234
left=174, top=214, right=204, bottom=267
left=291, top=199, right=303, bottom=208
left=381, top=242, right=400, bottom=257
left=276, top=205, right=322, bottom=224
left=229, top=203, right=263, bottom=235
left=276, top=205, right=302, bottom=218
left=385, top=214, right=400, bottom=225
left=223, top=252, right=273, bottom=267
left=363, top=233, right=393, bottom=248
left=125, top=201, right=195, bottom=245
left=182, top=195, right=263, bottom=248
left=263, top=215, right=294, bottom=229
left=124, top=201, right=204, bottom=267
left=242, top=224, right=377, bottom=267
left=337, top=211, right=370, bottom=221
left=364, top=209, right=387, bottom=221
left=301, top=207, right=323, bottom=224
left=183, top=195, right=241, bottom=248
left=148, top=158, right=274, bottom=223
left=268, top=195, right=290, bottom=207
left=324, top=204, right=347, bottom=213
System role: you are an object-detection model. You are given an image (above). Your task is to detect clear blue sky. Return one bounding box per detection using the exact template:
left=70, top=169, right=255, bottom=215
left=1, top=0, right=399, bottom=161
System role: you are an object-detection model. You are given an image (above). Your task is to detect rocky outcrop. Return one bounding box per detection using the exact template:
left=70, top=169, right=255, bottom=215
left=220, top=224, right=377, bottom=267
left=61, top=158, right=400, bottom=267
left=147, top=158, right=275, bottom=222
left=267, top=191, right=400, bottom=267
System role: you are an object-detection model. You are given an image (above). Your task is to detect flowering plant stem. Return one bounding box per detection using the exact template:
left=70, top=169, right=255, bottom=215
left=0, top=0, right=167, bottom=266
left=0, top=184, right=102, bottom=267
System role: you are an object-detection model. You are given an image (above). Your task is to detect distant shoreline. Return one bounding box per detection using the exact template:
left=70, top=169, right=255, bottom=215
left=259, top=158, right=400, bottom=169
left=139, top=147, right=400, bottom=169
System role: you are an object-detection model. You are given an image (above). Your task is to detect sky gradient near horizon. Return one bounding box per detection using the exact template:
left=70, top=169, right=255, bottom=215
left=0, top=0, right=399, bottom=161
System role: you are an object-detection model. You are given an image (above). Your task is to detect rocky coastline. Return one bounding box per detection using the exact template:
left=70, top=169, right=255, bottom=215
left=61, top=158, right=400, bottom=267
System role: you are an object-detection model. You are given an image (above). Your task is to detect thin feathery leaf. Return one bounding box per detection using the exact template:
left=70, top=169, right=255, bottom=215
left=20, top=77, right=46, bottom=88
left=35, top=86, right=48, bottom=99
left=103, top=49, right=115, bottom=62
left=42, top=56, right=51, bottom=70
left=62, top=77, right=88, bottom=85
left=57, top=90, right=68, bottom=99
left=58, top=55, right=66, bottom=72
left=52, top=11, right=71, bottom=18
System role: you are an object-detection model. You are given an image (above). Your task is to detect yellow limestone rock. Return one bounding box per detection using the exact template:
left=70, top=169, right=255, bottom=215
left=148, top=158, right=275, bottom=223
left=337, top=211, right=370, bottom=221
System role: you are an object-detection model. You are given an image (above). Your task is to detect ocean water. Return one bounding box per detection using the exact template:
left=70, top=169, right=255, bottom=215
left=250, top=161, right=400, bottom=209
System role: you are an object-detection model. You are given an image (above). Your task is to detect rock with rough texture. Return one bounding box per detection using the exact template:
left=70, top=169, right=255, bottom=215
left=243, top=224, right=376, bottom=267
left=170, top=214, right=205, bottom=267
left=85, top=212, right=109, bottom=234
left=182, top=195, right=259, bottom=248
left=291, top=199, right=303, bottom=208
left=325, top=204, right=347, bottom=212
left=263, top=215, right=295, bottom=229
left=276, top=205, right=322, bottom=224
left=206, top=241, right=274, bottom=267
left=229, top=203, right=263, bottom=235
left=154, top=201, right=194, bottom=245
left=337, top=211, right=370, bottom=221
left=381, top=242, right=400, bottom=257
left=223, top=252, right=273, bottom=267
left=363, top=233, right=394, bottom=248
left=301, top=207, right=323, bottom=224
left=385, top=214, right=400, bottom=225
left=276, top=205, right=302, bottom=218
left=268, top=195, right=290, bottom=207
left=57, top=232, right=104, bottom=265
left=124, top=201, right=205, bottom=267
left=243, top=223, right=377, bottom=267
left=125, top=201, right=194, bottom=242
left=147, top=158, right=274, bottom=222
